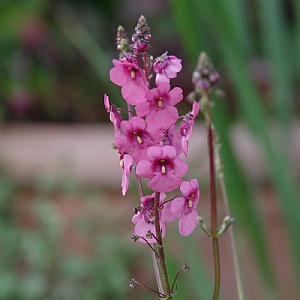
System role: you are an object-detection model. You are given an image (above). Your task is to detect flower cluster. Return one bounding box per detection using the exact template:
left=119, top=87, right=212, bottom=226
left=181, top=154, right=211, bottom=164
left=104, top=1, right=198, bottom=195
left=105, top=16, right=200, bottom=239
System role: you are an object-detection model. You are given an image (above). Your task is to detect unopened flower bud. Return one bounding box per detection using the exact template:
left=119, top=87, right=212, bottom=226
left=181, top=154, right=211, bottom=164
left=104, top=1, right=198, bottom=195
left=131, top=233, right=139, bottom=242
left=182, top=262, right=190, bottom=271
left=192, top=71, right=201, bottom=84
left=129, top=279, right=138, bottom=289
left=132, top=15, right=151, bottom=54
left=116, top=26, right=129, bottom=53
left=133, top=40, right=149, bottom=54
left=197, top=51, right=213, bottom=72
left=196, top=78, right=210, bottom=91
left=209, top=70, right=220, bottom=85
left=214, top=88, right=226, bottom=99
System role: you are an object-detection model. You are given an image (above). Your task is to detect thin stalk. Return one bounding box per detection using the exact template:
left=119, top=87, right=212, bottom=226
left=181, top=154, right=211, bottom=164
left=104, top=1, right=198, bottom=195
left=219, top=175, right=244, bottom=300
left=154, top=191, right=172, bottom=299
left=150, top=249, right=164, bottom=295
left=206, top=94, right=221, bottom=300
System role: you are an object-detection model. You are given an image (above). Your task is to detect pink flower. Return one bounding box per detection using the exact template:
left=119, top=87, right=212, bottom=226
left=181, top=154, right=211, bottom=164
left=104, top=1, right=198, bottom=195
left=114, top=116, right=163, bottom=163
left=152, top=53, right=182, bottom=86
left=171, top=179, right=200, bottom=236
left=104, top=94, right=122, bottom=136
left=119, top=152, right=132, bottom=196
left=109, top=59, right=148, bottom=105
left=180, top=101, right=200, bottom=156
left=136, top=145, right=188, bottom=192
left=132, top=193, right=174, bottom=243
left=136, top=83, right=183, bottom=131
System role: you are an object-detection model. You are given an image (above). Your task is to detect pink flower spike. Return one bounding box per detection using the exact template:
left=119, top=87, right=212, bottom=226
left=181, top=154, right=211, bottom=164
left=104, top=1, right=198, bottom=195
left=171, top=179, right=200, bottom=236
left=153, top=53, right=182, bottom=86
left=109, top=59, right=148, bottom=105
left=136, top=145, right=188, bottom=192
left=120, top=153, right=132, bottom=196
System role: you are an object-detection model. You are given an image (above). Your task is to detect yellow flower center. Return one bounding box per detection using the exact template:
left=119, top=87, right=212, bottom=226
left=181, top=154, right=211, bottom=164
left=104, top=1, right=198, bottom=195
left=120, top=159, right=124, bottom=168
left=137, top=136, right=142, bottom=144
left=157, top=97, right=162, bottom=107
left=130, top=70, right=135, bottom=79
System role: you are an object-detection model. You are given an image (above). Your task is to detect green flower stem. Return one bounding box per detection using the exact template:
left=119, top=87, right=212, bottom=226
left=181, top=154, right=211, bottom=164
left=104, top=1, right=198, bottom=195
left=150, top=247, right=164, bottom=295
left=154, top=191, right=172, bottom=299
left=219, top=175, right=244, bottom=300
left=206, top=94, right=221, bottom=300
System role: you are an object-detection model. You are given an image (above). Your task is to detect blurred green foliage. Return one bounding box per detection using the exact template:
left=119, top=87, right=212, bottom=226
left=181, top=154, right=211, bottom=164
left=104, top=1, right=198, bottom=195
left=0, top=174, right=154, bottom=300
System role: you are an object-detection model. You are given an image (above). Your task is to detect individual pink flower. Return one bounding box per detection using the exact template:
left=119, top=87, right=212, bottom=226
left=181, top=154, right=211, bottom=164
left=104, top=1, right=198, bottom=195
left=132, top=193, right=174, bottom=243
left=104, top=94, right=122, bottom=136
left=114, top=116, right=163, bottom=163
left=171, top=179, right=200, bottom=236
left=136, top=145, right=188, bottom=192
left=180, top=101, right=200, bottom=156
left=109, top=58, right=148, bottom=105
left=152, top=52, right=182, bottom=86
left=136, top=83, right=183, bottom=131
left=119, top=152, right=132, bottom=196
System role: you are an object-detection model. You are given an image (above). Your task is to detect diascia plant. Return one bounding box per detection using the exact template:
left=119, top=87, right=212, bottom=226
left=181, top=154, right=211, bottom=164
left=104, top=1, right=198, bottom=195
left=104, top=16, right=238, bottom=300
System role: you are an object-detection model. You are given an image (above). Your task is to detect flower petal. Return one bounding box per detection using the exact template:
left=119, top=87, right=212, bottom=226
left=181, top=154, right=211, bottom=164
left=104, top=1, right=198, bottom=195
left=178, top=209, right=199, bottom=236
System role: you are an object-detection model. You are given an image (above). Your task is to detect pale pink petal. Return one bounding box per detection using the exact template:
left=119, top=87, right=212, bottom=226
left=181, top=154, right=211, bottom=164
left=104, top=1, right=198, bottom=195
left=148, top=173, right=182, bottom=192
left=173, top=156, right=188, bottom=177
left=104, top=94, right=110, bottom=111
left=155, top=73, right=169, bottom=86
left=134, top=220, right=166, bottom=244
left=180, top=181, right=192, bottom=198
left=110, top=66, right=127, bottom=86
left=178, top=209, right=199, bottom=236
left=130, top=116, right=147, bottom=130
left=145, top=86, right=160, bottom=101
left=136, top=160, right=153, bottom=179
left=147, top=106, right=178, bottom=131
left=192, top=101, right=200, bottom=118
left=147, top=146, right=163, bottom=161
left=165, top=61, right=182, bottom=78
left=121, top=154, right=132, bottom=196
left=161, top=145, right=177, bottom=160
left=121, top=82, right=147, bottom=105
left=136, top=101, right=150, bottom=117
left=132, top=212, right=143, bottom=224
left=168, top=87, right=183, bottom=105
left=158, top=82, right=170, bottom=95
left=181, top=137, right=188, bottom=157
left=171, top=197, right=185, bottom=218
left=161, top=201, right=176, bottom=223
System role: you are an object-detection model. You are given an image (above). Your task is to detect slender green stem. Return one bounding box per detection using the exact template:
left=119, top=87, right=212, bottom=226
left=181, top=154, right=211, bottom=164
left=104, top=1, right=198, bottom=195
left=154, top=191, right=172, bottom=299
left=206, top=94, right=221, bottom=300
left=150, top=249, right=164, bottom=295
left=219, top=175, right=244, bottom=300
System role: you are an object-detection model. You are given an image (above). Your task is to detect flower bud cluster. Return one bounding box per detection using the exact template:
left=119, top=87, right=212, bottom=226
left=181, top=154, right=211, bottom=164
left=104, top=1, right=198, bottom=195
left=105, top=16, right=200, bottom=240
left=132, top=15, right=151, bottom=54
left=192, top=51, right=220, bottom=92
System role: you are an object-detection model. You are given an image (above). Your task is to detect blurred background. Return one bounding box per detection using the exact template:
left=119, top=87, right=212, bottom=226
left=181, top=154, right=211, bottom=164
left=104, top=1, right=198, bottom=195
left=1, top=0, right=300, bottom=299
